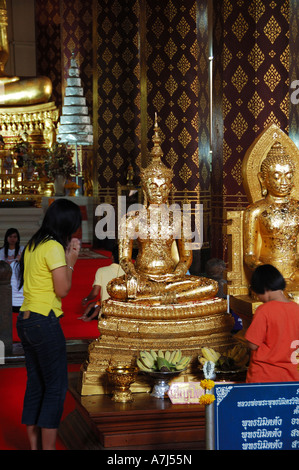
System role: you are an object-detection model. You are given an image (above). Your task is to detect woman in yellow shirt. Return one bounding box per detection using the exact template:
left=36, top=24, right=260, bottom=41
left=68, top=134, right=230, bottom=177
left=17, top=198, right=81, bottom=450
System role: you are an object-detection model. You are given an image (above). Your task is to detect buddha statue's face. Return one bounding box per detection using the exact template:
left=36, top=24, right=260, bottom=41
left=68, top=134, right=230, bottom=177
left=143, top=175, right=171, bottom=205
left=264, top=162, right=294, bottom=197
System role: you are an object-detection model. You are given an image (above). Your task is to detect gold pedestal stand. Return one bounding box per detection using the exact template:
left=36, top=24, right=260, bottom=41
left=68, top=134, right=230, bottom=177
left=79, top=297, right=235, bottom=395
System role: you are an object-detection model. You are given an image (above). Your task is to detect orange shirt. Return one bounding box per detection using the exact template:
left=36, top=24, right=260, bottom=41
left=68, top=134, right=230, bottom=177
left=245, top=300, right=299, bottom=383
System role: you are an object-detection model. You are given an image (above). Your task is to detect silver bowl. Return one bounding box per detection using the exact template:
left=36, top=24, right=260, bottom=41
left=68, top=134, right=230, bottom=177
left=143, top=369, right=187, bottom=399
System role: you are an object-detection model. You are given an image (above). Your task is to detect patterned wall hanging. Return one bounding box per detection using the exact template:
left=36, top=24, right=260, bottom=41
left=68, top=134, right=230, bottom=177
left=211, top=0, right=290, bottom=260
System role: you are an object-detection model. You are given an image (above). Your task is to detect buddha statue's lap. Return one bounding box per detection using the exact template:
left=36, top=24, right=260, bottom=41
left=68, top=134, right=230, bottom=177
left=0, top=76, right=52, bottom=106
left=0, top=2, right=52, bottom=106
left=107, top=272, right=218, bottom=305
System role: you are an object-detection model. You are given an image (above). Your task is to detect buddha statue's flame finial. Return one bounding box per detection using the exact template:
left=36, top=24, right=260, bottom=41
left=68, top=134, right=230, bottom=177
left=140, top=114, right=173, bottom=184
left=150, top=112, right=163, bottom=163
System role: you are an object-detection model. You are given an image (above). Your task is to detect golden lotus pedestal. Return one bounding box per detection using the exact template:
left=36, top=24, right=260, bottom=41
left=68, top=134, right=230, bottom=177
left=79, top=297, right=235, bottom=396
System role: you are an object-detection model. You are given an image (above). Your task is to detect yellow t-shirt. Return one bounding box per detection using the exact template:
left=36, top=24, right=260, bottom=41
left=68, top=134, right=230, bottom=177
left=21, top=239, right=66, bottom=317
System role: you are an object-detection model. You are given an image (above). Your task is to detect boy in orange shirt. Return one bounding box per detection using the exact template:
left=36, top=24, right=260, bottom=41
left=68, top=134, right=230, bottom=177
left=245, top=264, right=299, bottom=383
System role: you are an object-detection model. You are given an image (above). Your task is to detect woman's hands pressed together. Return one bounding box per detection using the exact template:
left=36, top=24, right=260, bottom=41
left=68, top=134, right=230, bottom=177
left=52, top=238, right=81, bottom=298
left=66, top=238, right=81, bottom=269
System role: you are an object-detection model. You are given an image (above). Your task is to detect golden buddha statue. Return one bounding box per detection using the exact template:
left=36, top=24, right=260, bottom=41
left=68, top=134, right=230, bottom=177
left=0, top=0, right=52, bottom=106
left=79, top=117, right=235, bottom=395
left=243, top=141, right=299, bottom=299
left=107, top=117, right=218, bottom=304
left=225, top=125, right=299, bottom=329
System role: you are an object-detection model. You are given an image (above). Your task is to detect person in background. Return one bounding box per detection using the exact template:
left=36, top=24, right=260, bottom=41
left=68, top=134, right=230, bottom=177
left=205, top=258, right=227, bottom=298
left=17, top=198, right=82, bottom=450
left=79, top=244, right=125, bottom=321
left=0, top=228, right=24, bottom=312
left=245, top=264, right=299, bottom=383
left=0, top=227, right=23, bottom=264
left=10, top=260, right=24, bottom=312
left=205, top=258, right=243, bottom=333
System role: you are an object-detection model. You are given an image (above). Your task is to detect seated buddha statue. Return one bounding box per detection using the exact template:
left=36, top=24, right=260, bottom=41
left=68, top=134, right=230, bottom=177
left=0, top=0, right=52, bottom=106
left=243, top=141, right=299, bottom=298
left=107, top=118, right=218, bottom=305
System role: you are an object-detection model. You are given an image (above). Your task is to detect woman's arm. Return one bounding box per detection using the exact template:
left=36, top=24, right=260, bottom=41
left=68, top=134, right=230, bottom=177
left=52, top=238, right=80, bottom=298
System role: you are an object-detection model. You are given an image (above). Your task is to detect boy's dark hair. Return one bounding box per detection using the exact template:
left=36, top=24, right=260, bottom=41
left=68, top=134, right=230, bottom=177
left=250, top=264, right=286, bottom=294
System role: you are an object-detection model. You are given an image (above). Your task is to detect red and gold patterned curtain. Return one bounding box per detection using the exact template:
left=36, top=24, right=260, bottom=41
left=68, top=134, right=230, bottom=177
left=212, top=0, right=290, bottom=260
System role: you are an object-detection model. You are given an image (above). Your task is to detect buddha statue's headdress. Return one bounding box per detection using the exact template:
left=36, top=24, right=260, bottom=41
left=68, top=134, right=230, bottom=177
left=140, top=114, right=173, bottom=185
left=261, top=141, right=295, bottom=178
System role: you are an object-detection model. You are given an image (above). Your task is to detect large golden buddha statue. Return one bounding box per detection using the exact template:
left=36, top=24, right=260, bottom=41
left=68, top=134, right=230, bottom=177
left=107, top=117, right=218, bottom=304
left=243, top=141, right=299, bottom=298
left=80, top=117, right=234, bottom=395
left=226, top=124, right=299, bottom=327
left=0, top=0, right=52, bottom=106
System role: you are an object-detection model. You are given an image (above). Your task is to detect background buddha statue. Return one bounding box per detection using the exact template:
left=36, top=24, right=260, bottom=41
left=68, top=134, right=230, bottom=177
left=243, top=141, right=299, bottom=298
left=0, top=0, right=52, bottom=106
left=107, top=118, right=218, bottom=305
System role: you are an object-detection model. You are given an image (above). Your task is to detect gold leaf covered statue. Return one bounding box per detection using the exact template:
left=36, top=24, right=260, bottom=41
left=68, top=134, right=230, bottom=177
left=0, top=0, right=52, bottom=106
left=107, top=115, right=218, bottom=304
left=80, top=116, right=234, bottom=396
left=243, top=140, right=299, bottom=299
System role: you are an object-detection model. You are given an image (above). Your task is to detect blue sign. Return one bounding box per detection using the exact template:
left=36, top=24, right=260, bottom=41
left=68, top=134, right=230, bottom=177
left=214, top=382, right=299, bottom=450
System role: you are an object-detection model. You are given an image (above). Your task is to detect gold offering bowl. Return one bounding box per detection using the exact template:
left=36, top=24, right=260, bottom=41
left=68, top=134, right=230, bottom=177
left=64, top=181, right=80, bottom=196
left=106, top=365, right=139, bottom=402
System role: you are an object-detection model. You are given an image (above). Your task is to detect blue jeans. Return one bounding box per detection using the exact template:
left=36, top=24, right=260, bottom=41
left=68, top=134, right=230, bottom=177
left=16, top=310, right=68, bottom=429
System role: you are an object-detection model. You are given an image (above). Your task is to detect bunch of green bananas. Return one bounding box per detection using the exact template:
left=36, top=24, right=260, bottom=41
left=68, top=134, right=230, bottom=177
left=226, top=344, right=249, bottom=368
left=198, top=345, right=249, bottom=370
left=198, top=347, right=221, bottom=365
left=137, top=350, right=191, bottom=372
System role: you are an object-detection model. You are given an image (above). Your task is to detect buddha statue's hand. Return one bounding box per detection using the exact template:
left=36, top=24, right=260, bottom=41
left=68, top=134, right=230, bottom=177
left=244, top=253, right=263, bottom=271
left=155, top=272, right=183, bottom=282
left=126, top=273, right=148, bottom=298
left=288, top=270, right=299, bottom=283
left=149, top=263, right=187, bottom=283
left=172, top=262, right=189, bottom=279
left=120, top=257, right=137, bottom=276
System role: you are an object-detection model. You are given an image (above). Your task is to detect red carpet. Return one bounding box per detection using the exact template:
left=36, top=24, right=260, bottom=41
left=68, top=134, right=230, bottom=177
left=0, top=365, right=80, bottom=450
left=12, top=254, right=112, bottom=342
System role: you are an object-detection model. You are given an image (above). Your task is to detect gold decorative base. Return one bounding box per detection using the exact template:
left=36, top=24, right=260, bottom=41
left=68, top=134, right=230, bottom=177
left=230, top=292, right=299, bottom=332
left=0, top=102, right=59, bottom=204
left=79, top=298, right=235, bottom=395
left=0, top=102, right=59, bottom=142
left=229, top=294, right=261, bottom=330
